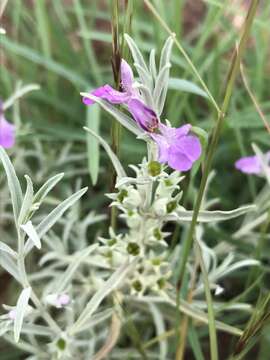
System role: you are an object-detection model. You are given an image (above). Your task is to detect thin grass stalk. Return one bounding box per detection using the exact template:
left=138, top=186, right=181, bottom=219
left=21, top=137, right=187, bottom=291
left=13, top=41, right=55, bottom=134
left=143, top=0, right=221, bottom=115
left=194, top=241, right=219, bottom=360
left=172, top=0, right=259, bottom=355
left=175, top=255, right=199, bottom=360
left=110, top=0, right=121, bottom=229
left=74, top=0, right=102, bottom=85
left=175, top=0, right=260, bottom=295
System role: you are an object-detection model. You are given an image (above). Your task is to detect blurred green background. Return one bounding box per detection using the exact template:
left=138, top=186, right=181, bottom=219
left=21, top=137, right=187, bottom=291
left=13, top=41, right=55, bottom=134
left=1, top=1, right=270, bottom=358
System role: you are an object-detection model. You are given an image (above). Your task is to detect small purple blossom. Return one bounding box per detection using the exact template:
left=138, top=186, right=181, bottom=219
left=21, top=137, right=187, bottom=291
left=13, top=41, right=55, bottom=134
left=0, top=101, right=15, bottom=149
left=8, top=309, right=16, bottom=320
left=45, top=293, right=71, bottom=309
left=83, top=59, right=159, bottom=132
left=57, top=294, right=70, bottom=307
left=83, top=59, right=201, bottom=171
left=235, top=152, right=270, bottom=175
left=151, top=124, right=201, bottom=171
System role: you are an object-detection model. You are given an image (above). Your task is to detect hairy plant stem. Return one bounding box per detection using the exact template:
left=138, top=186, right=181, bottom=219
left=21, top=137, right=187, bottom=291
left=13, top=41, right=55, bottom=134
left=110, top=0, right=121, bottom=229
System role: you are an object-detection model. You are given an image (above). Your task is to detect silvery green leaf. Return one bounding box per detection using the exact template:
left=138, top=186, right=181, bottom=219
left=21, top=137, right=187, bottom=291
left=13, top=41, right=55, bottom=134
left=149, top=303, right=167, bottom=360
left=80, top=93, right=142, bottom=137
left=24, top=187, right=88, bottom=255
left=84, top=127, right=126, bottom=179
left=3, top=84, right=40, bottom=110
left=149, top=49, right=157, bottom=79
left=124, top=34, right=148, bottom=73
left=86, top=105, right=100, bottom=185
left=0, top=242, right=17, bottom=258
left=52, top=244, right=98, bottom=293
left=168, top=205, right=256, bottom=223
left=168, top=78, right=209, bottom=98
left=217, top=259, right=259, bottom=278
left=153, top=64, right=171, bottom=115
left=33, top=173, right=64, bottom=205
left=252, top=143, right=270, bottom=185
left=76, top=308, right=113, bottom=333
left=159, top=36, right=174, bottom=71
left=233, top=212, right=268, bottom=239
left=0, top=321, right=11, bottom=336
left=135, top=84, right=155, bottom=110
left=20, top=221, right=41, bottom=249
left=0, top=147, right=23, bottom=224
left=133, top=62, right=153, bottom=90
left=129, top=295, right=243, bottom=336
left=71, top=260, right=136, bottom=335
left=0, top=251, right=20, bottom=282
left=20, top=324, right=53, bottom=336
left=18, top=175, right=33, bottom=225
left=14, top=287, right=31, bottom=342
left=124, top=34, right=153, bottom=89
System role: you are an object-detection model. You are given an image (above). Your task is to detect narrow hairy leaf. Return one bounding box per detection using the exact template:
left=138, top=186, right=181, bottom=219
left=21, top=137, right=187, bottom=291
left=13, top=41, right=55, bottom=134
left=33, top=173, right=64, bottom=205
left=86, top=105, right=100, bottom=185
left=21, top=221, right=41, bottom=249
left=18, top=175, right=33, bottom=225
left=0, top=147, right=23, bottom=224
left=84, top=127, right=126, bottom=179
left=14, top=287, right=32, bottom=342
left=71, top=260, right=135, bottom=335
left=81, top=93, right=142, bottom=136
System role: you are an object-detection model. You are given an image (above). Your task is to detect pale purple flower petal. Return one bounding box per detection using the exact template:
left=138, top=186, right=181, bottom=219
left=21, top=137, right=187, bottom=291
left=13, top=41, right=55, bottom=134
left=83, top=84, right=130, bottom=106
left=159, top=123, right=191, bottom=140
left=150, top=133, right=169, bottom=163
left=121, top=59, right=134, bottom=92
left=8, top=309, right=16, bottom=320
left=127, top=98, right=159, bottom=132
left=57, top=294, right=70, bottom=307
left=174, top=135, right=202, bottom=162
left=235, top=155, right=261, bottom=174
left=152, top=123, right=201, bottom=172
left=0, top=115, right=15, bottom=149
left=168, top=150, right=193, bottom=171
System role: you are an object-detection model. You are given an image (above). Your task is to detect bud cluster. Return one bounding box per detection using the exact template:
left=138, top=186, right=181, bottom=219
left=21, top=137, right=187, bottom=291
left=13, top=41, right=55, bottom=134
left=98, top=159, right=185, bottom=296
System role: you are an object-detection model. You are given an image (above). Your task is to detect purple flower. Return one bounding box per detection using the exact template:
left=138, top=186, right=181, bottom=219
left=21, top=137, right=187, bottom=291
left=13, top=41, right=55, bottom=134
left=0, top=102, right=15, bottom=149
left=83, top=59, right=159, bottom=132
left=151, top=123, right=201, bottom=171
left=83, top=60, right=201, bottom=171
left=235, top=152, right=270, bottom=174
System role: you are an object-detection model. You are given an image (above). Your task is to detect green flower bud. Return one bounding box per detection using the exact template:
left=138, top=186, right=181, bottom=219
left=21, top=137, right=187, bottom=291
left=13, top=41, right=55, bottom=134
left=132, top=280, right=142, bottom=292
left=166, top=200, right=177, bottom=213
left=127, top=242, right=140, bottom=256
left=148, top=161, right=161, bottom=177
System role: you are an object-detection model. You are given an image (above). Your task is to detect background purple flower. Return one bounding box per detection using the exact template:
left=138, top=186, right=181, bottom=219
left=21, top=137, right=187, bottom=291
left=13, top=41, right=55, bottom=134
left=0, top=103, right=15, bottom=149
left=235, top=155, right=261, bottom=174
